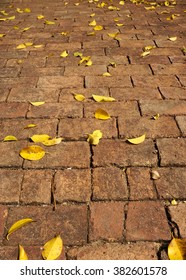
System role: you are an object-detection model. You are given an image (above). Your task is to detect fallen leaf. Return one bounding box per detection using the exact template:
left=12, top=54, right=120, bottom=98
left=95, top=108, right=110, bottom=120
left=171, top=199, right=178, bottom=205
left=7, top=16, right=15, bottom=20
left=144, top=6, right=156, bottom=10
left=116, top=23, right=124, bottom=27
left=102, top=72, right=111, bottom=77
left=89, top=19, right=96, bottom=26
left=85, top=59, right=92, bottom=66
left=34, top=44, right=43, bottom=48
left=42, top=138, right=63, bottom=146
left=0, top=34, right=6, bottom=38
left=151, top=170, right=160, bottom=180
left=108, top=5, right=120, bottom=11
left=30, top=134, right=50, bottom=143
left=87, top=31, right=95, bottom=36
left=73, top=51, right=83, bottom=57
left=3, top=135, right=18, bottom=141
left=30, top=101, right=45, bottom=106
left=92, top=94, right=115, bottom=102
left=141, top=50, right=150, bottom=57
left=37, top=15, right=45, bottom=20
left=168, top=36, right=177, bottom=41
left=109, top=61, right=117, bottom=67
left=45, top=20, right=55, bottom=25
left=13, top=26, right=19, bottom=30
left=119, top=1, right=125, bottom=5
left=22, top=27, right=31, bottom=32
left=24, top=8, right=31, bottom=13
left=87, top=130, right=103, bottom=145
left=74, top=94, right=85, bottom=101
left=19, top=245, right=28, bottom=260
left=42, top=235, right=63, bottom=260
left=16, top=44, right=26, bottom=50
left=16, top=8, right=23, bottom=13
left=6, top=218, right=34, bottom=240
left=61, top=31, right=68, bottom=36
left=90, top=13, right=95, bottom=17
left=94, top=25, right=103, bottom=31
left=152, top=113, right=160, bottom=120
left=19, top=145, right=45, bottom=161
left=127, top=134, right=146, bottom=144
left=24, top=124, right=37, bottom=129
left=143, top=45, right=156, bottom=51
left=60, top=50, right=68, bottom=57
left=78, top=56, right=91, bottom=65
left=25, top=42, right=33, bottom=47
left=168, top=238, right=186, bottom=260
left=0, top=10, right=8, bottom=16
left=107, top=32, right=119, bottom=38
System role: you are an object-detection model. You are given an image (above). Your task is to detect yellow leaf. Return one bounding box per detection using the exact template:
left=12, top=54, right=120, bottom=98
left=107, top=32, right=119, bottom=38
left=87, top=31, right=95, bottom=36
left=19, top=245, right=28, bottom=260
left=24, top=124, right=37, bottom=129
left=73, top=51, right=83, bottom=57
left=30, top=101, right=45, bottom=106
left=79, top=56, right=90, bottom=65
left=16, top=8, right=23, bottom=13
left=22, top=27, right=31, bottom=32
left=0, top=18, right=7, bottom=21
left=152, top=113, right=160, bottom=120
left=42, top=235, right=63, bottom=260
left=116, top=23, right=124, bottom=27
left=114, top=18, right=119, bottom=22
left=89, top=19, right=96, bottom=26
left=108, top=5, right=119, bottom=11
left=6, top=218, right=34, bottom=240
left=0, top=10, right=8, bottom=16
left=24, top=8, right=31, bottom=13
left=16, top=44, right=26, bottom=49
left=42, top=137, right=63, bottom=146
left=19, top=145, right=45, bottom=161
left=119, top=1, right=125, bottom=5
left=0, top=34, right=6, bottom=38
left=143, top=45, right=156, bottom=51
left=95, top=108, right=110, bottom=120
left=30, top=134, right=50, bottom=143
left=168, top=36, right=177, bottom=41
left=8, top=16, right=15, bottom=20
left=90, top=13, right=95, bottom=17
left=60, top=50, right=68, bottom=57
left=87, top=130, right=103, bottom=145
left=34, top=44, right=43, bottom=48
left=144, top=6, right=156, bottom=10
left=127, top=134, right=146, bottom=145
left=37, top=15, right=45, bottom=20
left=94, top=25, right=103, bottom=31
left=164, top=0, right=170, bottom=6
left=168, top=238, right=186, bottom=260
left=141, top=50, right=150, bottom=57
left=92, top=94, right=115, bottom=102
left=74, top=94, right=85, bottom=101
left=102, top=72, right=111, bottom=76
left=13, top=26, right=19, bottom=30
left=61, top=31, right=68, bottom=36
left=85, top=59, right=92, bottom=66
left=151, top=170, right=160, bottom=180
left=45, top=20, right=55, bottom=25
left=3, top=135, right=18, bottom=141
left=171, top=199, right=178, bottom=205
left=25, top=42, right=33, bottom=47
left=109, top=61, right=116, bottom=68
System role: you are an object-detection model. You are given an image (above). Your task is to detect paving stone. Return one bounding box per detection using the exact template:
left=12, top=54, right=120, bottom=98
left=168, top=202, right=186, bottom=238
left=0, top=67, right=20, bottom=78
left=0, top=77, right=38, bottom=88
left=130, top=55, right=171, bottom=65
left=64, top=65, right=107, bottom=76
left=85, top=76, right=132, bottom=88
left=0, top=88, right=9, bottom=102
left=132, top=75, right=180, bottom=88
left=178, top=75, right=186, bottom=87
left=159, top=87, right=186, bottom=100
left=0, top=246, right=18, bottom=260
left=126, top=201, right=171, bottom=241
left=54, top=169, right=91, bottom=202
left=109, top=65, right=152, bottom=76
left=92, top=167, right=128, bottom=200
left=37, top=76, right=83, bottom=88
left=176, top=116, right=186, bottom=136
left=0, top=102, right=28, bottom=118
left=93, top=139, right=157, bottom=167
left=157, top=138, right=186, bottom=166
left=20, top=67, right=65, bottom=77
left=0, top=206, right=8, bottom=242
left=67, top=241, right=159, bottom=260
left=151, top=64, right=186, bottom=75
left=90, top=202, right=125, bottom=242
left=0, top=141, right=26, bottom=168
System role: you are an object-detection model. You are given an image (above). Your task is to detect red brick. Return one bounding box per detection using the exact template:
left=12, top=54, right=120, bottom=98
left=0, top=77, right=38, bottom=88
left=64, top=65, right=107, bottom=76
left=118, top=116, right=180, bottom=139
left=151, top=64, right=186, bottom=75
left=83, top=40, right=118, bottom=49
left=58, top=118, right=117, bottom=140
left=93, top=139, right=157, bottom=167
left=0, top=88, right=9, bottom=102
left=0, top=67, right=20, bottom=78
left=0, top=51, right=28, bottom=59
left=27, top=102, right=83, bottom=118
left=119, top=39, right=155, bottom=49
left=168, top=203, right=186, bottom=238
left=0, top=206, right=8, bottom=242
left=132, top=75, right=180, bottom=87
left=20, top=67, right=64, bottom=77
left=155, top=168, right=186, bottom=200
left=178, top=75, right=186, bottom=87
left=0, top=141, right=26, bottom=168
left=140, top=100, right=186, bottom=116
left=126, top=201, right=171, bottom=241
left=92, top=167, right=128, bottom=200
left=127, top=167, right=157, bottom=200
left=169, top=56, right=186, bottom=64
left=130, top=55, right=171, bottom=65
left=155, top=39, right=186, bottom=48
left=157, top=138, right=186, bottom=166
left=90, top=202, right=124, bottom=242
left=54, top=169, right=91, bottom=202
left=91, top=55, right=129, bottom=65
left=109, top=64, right=152, bottom=76
left=46, top=42, right=81, bottom=50
left=0, top=246, right=18, bottom=260
left=23, top=141, right=90, bottom=169
left=20, top=170, right=53, bottom=204
left=159, top=87, right=186, bottom=99
left=0, top=102, right=28, bottom=118
left=85, top=76, right=132, bottom=88
left=37, top=76, right=83, bottom=88
left=176, top=116, right=186, bottom=136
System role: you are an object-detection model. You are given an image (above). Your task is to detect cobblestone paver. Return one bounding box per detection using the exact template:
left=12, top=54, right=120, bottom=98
left=0, top=0, right=185, bottom=260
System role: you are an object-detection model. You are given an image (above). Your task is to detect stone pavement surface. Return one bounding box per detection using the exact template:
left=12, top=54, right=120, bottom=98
left=0, top=0, right=186, bottom=260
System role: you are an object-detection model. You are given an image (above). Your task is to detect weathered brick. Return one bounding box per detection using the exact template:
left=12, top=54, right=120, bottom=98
left=127, top=167, right=157, bottom=200
left=176, top=116, right=186, bottom=136
left=85, top=76, right=132, bottom=88
left=54, top=169, right=91, bottom=202
left=64, top=65, right=107, bottom=76
left=91, top=55, right=129, bottom=65
left=0, top=102, right=28, bottom=118
left=20, top=67, right=64, bottom=77
left=178, top=75, right=186, bottom=87
left=0, top=77, right=38, bottom=88
left=157, top=138, right=186, bottom=166
left=168, top=203, right=186, bottom=238
left=109, top=65, right=152, bottom=76
left=155, top=168, right=186, bottom=200
left=83, top=40, right=118, bottom=49
left=90, top=202, right=124, bottom=241
left=0, top=246, right=18, bottom=260
left=0, top=88, right=9, bottom=102
left=132, top=75, right=180, bottom=87
left=0, top=141, right=26, bottom=168
left=93, top=167, right=128, bottom=200
left=0, top=206, right=8, bottom=242
left=93, top=139, right=157, bottom=167
left=126, top=201, right=171, bottom=241
left=37, top=76, right=83, bottom=88
left=0, top=67, right=20, bottom=78
left=130, top=55, right=171, bottom=65
left=46, top=42, right=81, bottom=50
left=151, top=64, right=186, bottom=75
left=159, top=87, right=186, bottom=100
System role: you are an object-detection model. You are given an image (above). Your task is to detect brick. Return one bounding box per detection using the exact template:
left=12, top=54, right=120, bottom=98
left=92, top=167, right=128, bottom=200
left=126, top=201, right=171, bottom=241
left=37, top=76, right=83, bottom=88
left=23, top=141, right=90, bottom=169
left=110, top=87, right=162, bottom=101
left=108, top=65, right=152, bottom=76
left=58, top=118, right=117, bottom=140
left=91, top=55, right=129, bottom=65
left=83, top=40, right=118, bottom=49
left=20, top=67, right=64, bottom=77
left=140, top=100, right=186, bottom=116
left=90, top=202, right=124, bottom=242
left=0, top=170, right=23, bottom=203
left=64, top=65, right=107, bottom=76
left=0, top=51, right=28, bottom=59
left=130, top=55, right=171, bottom=65
left=169, top=56, right=186, bottom=64
left=84, top=101, right=140, bottom=118
left=118, top=116, right=180, bottom=139
left=176, top=116, right=186, bottom=136
left=0, top=67, right=20, bottom=78
left=67, top=241, right=159, bottom=260
left=0, top=88, right=9, bottom=102
left=0, top=141, right=26, bottom=168
left=46, top=42, right=81, bottom=50
left=0, top=246, right=18, bottom=260
left=155, top=39, right=186, bottom=48
left=127, top=167, right=157, bottom=200
left=151, top=64, right=186, bottom=75
left=4, top=205, right=87, bottom=246
left=168, top=203, right=186, bottom=238
left=0, top=77, right=38, bottom=88
left=85, top=76, right=132, bottom=88
left=119, top=39, right=155, bottom=49
left=159, top=87, right=186, bottom=100
left=27, top=102, right=83, bottom=118
left=9, top=87, right=60, bottom=102
left=0, top=102, right=28, bottom=118
left=132, top=75, right=180, bottom=87
left=178, top=75, right=186, bottom=87
left=54, top=169, right=91, bottom=202
left=157, top=138, right=186, bottom=166
left=93, top=139, right=157, bottom=167
left=20, top=170, right=53, bottom=204
left=0, top=206, right=8, bottom=242
left=106, top=47, right=138, bottom=56
left=155, top=168, right=186, bottom=200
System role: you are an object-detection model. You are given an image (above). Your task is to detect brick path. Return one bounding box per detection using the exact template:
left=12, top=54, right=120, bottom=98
left=0, top=0, right=185, bottom=260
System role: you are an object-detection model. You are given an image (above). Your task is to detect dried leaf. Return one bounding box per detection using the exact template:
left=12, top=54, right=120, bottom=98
left=151, top=170, right=160, bottom=180
left=19, top=145, right=45, bottom=161
left=95, top=108, right=110, bottom=120
left=92, top=94, right=115, bottom=102
left=116, top=23, right=124, bottom=27
left=102, top=72, right=111, bottom=76
left=127, top=134, right=146, bottom=145
left=60, top=50, right=68, bottom=57
left=168, top=238, right=186, bottom=260
left=61, top=31, right=68, bottom=36
left=25, top=42, right=33, bottom=47
left=152, top=113, right=160, bottom=120
left=107, top=32, right=119, bottom=38
left=0, top=34, right=6, bottom=38
left=45, top=20, right=55, bottom=25
left=74, top=94, right=85, bottom=101
left=89, top=19, right=96, bottom=26
left=141, top=50, right=150, bottom=57
left=30, top=134, right=50, bottom=143
left=42, top=235, right=63, bottom=260
left=30, top=101, right=45, bottom=106
left=16, top=8, right=23, bottom=13
left=24, top=8, right=31, bottom=13
left=19, top=245, right=28, bottom=260
left=109, top=61, right=117, bottom=68
left=85, top=59, right=92, bottom=66
left=168, top=36, right=177, bottom=41
left=37, top=15, right=45, bottom=20
left=6, top=218, right=34, bottom=240
left=87, top=31, right=95, bottom=36
left=24, top=124, right=37, bottom=129
left=87, top=130, right=103, bottom=145
left=16, top=44, right=26, bottom=50
left=3, top=135, right=18, bottom=141
left=34, top=44, right=43, bottom=48
left=42, top=138, right=63, bottom=146
left=94, top=25, right=103, bottom=31
left=90, top=13, right=95, bottom=17
left=73, top=51, right=83, bottom=57
left=119, top=1, right=125, bottom=5
left=22, top=27, right=31, bottom=32
left=171, top=199, right=178, bottom=205
left=78, top=56, right=91, bottom=65
left=143, top=45, right=156, bottom=51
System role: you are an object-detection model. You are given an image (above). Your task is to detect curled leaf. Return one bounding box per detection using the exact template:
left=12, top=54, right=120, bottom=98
left=87, top=130, right=103, bottom=145
left=19, top=145, right=45, bottom=161
left=152, top=113, right=160, bottom=120
left=89, top=20, right=96, bottom=26
left=141, top=50, right=150, bottom=57
left=60, top=50, right=68, bottom=57
left=73, top=94, right=85, bottom=101
left=41, top=137, right=63, bottom=146
left=95, top=108, right=110, bottom=120
left=73, top=51, right=83, bottom=57
left=6, top=218, right=34, bottom=240
left=94, top=25, right=103, bottom=31
left=102, top=72, right=111, bottom=77
left=0, top=34, right=6, bottom=38
left=168, top=36, right=177, bottom=41
left=92, top=94, right=115, bottom=102
left=37, top=15, right=45, bottom=20
left=19, top=245, right=28, bottom=260
left=30, top=101, right=45, bottom=106
left=3, top=135, right=17, bottom=141
left=45, top=20, right=55, bottom=25
left=127, top=134, right=146, bottom=145
left=168, top=238, right=186, bottom=260
left=85, top=59, right=92, bottom=66
left=24, top=124, right=37, bottom=129
left=16, top=44, right=26, bottom=50
left=42, top=235, right=63, bottom=260
left=151, top=170, right=160, bottom=180
left=30, top=134, right=50, bottom=143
